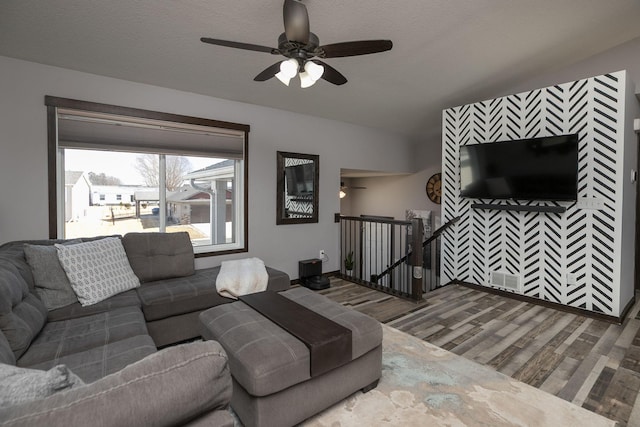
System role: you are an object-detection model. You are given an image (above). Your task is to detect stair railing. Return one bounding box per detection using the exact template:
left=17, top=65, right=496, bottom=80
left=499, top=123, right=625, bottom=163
left=372, top=216, right=460, bottom=298
left=339, top=215, right=459, bottom=301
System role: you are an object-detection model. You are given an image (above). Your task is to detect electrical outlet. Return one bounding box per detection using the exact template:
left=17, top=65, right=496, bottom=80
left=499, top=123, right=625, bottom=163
left=577, top=197, right=605, bottom=210
left=567, top=273, right=577, bottom=286
left=319, top=250, right=326, bottom=259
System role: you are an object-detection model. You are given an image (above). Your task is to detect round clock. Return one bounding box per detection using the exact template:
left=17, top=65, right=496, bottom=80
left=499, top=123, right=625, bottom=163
left=426, top=173, right=442, bottom=204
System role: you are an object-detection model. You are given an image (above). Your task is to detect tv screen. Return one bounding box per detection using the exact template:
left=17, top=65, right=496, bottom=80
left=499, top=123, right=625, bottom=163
left=459, top=134, right=578, bottom=201
left=285, top=163, right=315, bottom=197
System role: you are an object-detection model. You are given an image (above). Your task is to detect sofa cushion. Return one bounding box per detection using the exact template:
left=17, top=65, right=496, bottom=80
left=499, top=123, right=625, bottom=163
left=122, top=232, right=195, bottom=283
left=0, top=341, right=230, bottom=427
left=23, top=334, right=157, bottom=383
left=55, top=237, right=140, bottom=306
left=0, top=363, right=84, bottom=409
left=23, top=243, right=79, bottom=311
left=137, top=266, right=290, bottom=321
left=18, top=306, right=149, bottom=368
left=46, top=289, right=140, bottom=322
left=182, top=410, right=234, bottom=427
left=0, top=260, right=48, bottom=360
left=0, top=330, right=15, bottom=366
left=138, top=267, right=232, bottom=321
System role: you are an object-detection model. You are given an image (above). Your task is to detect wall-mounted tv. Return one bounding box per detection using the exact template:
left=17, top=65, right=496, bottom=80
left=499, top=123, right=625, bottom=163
left=459, top=134, right=579, bottom=201
left=285, top=163, right=315, bottom=197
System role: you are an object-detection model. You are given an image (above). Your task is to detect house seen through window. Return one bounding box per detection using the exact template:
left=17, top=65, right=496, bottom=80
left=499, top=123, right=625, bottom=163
left=48, top=97, right=249, bottom=256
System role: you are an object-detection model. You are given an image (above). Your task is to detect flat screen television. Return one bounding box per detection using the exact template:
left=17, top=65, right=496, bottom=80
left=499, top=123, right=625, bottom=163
left=285, top=163, right=315, bottom=197
left=459, top=134, right=578, bottom=201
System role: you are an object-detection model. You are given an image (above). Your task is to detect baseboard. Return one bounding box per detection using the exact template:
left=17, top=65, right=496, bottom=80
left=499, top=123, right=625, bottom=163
left=455, top=280, right=630, bottom=324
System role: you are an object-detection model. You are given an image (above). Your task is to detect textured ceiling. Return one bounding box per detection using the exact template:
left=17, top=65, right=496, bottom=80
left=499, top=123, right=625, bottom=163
left=1, top=0, right=640, bottom=140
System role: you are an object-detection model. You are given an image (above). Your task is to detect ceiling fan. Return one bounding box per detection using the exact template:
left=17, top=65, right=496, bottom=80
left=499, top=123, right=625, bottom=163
left=200, top=0, right=393, bottom=87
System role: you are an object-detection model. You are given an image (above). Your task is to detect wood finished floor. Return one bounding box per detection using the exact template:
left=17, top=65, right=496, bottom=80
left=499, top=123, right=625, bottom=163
left=318, top=278, right=640, bottom=427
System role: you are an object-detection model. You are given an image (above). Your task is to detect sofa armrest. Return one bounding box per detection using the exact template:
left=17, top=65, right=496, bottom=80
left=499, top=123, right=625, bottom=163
left=0, top=341, right=232, bottom=427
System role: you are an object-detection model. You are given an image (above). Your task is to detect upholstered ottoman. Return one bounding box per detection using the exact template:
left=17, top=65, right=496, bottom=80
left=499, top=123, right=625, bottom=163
left=199, top=287, right=382, bottom=427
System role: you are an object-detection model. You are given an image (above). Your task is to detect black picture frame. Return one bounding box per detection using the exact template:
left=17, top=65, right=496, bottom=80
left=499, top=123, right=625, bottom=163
left=277, top=151, right=319, bottom=225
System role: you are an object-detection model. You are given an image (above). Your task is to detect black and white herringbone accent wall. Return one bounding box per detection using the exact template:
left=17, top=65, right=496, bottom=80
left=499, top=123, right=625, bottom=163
left=441, top=71, right=631, bottom=316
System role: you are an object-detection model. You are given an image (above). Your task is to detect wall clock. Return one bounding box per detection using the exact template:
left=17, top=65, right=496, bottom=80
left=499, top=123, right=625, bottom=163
left=426, top=173, right=442, bottom=204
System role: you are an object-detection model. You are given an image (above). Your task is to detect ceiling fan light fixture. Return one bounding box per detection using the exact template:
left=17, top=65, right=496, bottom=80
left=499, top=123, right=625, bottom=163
left=304, top=60, right=324, bottom=81
left=276, top=58, right=299, bottom=86
left=299, top=71, right=317, bottom=88
left=280, top=58, right=299, bottom=78
left=275, top=71, right=292, bottom=86
left=300, top=60, right=324, bottom=88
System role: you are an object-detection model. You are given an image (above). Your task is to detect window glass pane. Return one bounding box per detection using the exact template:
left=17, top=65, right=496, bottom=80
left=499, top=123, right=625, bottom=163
left=62, top=148, right=238, bottom=252
left=169, top=155, right=237, bottom=248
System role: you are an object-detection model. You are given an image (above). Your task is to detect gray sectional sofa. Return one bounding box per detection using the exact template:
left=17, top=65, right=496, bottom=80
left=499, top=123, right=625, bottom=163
left=0, top=232, right=290, bottom=426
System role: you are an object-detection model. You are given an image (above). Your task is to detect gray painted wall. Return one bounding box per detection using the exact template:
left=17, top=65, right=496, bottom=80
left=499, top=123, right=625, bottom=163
left=345, top=169, right=441, bottom=221
left=505, top=36, right=640, bottom=98
left=0, top=55, right=414, bottom=279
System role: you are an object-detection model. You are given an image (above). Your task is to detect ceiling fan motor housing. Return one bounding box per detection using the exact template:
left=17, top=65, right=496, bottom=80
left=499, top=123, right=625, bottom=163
left=278, top=32, right=320, bottom=66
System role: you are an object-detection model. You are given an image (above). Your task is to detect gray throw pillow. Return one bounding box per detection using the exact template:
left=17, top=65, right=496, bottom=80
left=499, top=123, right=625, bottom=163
left=0, top=363, right=85, bottom=409
left=24, top=243, right=80, bottom=311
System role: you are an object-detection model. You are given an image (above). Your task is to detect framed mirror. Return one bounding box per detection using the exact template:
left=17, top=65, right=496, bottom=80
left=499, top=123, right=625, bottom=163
left=277, top=151, right=319, bottom=225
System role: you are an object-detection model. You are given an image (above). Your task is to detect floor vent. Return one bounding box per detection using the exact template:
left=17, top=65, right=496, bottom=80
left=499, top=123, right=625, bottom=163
left=490, top=271, right=521, bottom=292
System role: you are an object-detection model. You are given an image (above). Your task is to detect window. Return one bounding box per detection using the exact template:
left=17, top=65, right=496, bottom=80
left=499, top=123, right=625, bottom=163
left=46, top=96, right=249, bottom=256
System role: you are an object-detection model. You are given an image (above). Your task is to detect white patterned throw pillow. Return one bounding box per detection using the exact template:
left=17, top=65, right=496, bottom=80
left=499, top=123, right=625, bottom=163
left=55, top=237, right=140, bottom=306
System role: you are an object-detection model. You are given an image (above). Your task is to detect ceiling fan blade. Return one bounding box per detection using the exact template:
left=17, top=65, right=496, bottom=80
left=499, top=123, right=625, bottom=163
left=283, top=0, right=310, bottom=44
left=200, top=37, right=278, bottom=54
left=313, top=60, right=347, bottom=85
left=254, top=62, right=282, bottom=81
left=320, top=40, right=393, bottom=58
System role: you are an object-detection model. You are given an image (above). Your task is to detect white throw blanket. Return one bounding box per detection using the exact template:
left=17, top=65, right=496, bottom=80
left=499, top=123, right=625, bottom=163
left=215, top=258, right=268, bottom=299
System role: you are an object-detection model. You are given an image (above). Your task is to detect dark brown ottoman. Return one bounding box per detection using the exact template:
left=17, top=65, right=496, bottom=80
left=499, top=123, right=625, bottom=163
left=199, top=287, right=382, bottom=427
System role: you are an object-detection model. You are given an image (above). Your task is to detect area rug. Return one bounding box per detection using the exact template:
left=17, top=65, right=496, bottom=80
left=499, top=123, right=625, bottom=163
left=299, top=325, right=615, bottom=427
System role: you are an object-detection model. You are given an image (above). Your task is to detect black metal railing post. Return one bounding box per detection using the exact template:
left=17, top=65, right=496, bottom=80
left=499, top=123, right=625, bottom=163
left=409, top=218, right=424, bottom=300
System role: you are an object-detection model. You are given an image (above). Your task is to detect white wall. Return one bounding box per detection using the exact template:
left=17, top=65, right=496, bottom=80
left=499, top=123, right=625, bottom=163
left=0, top=56, right=414, bottom=279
